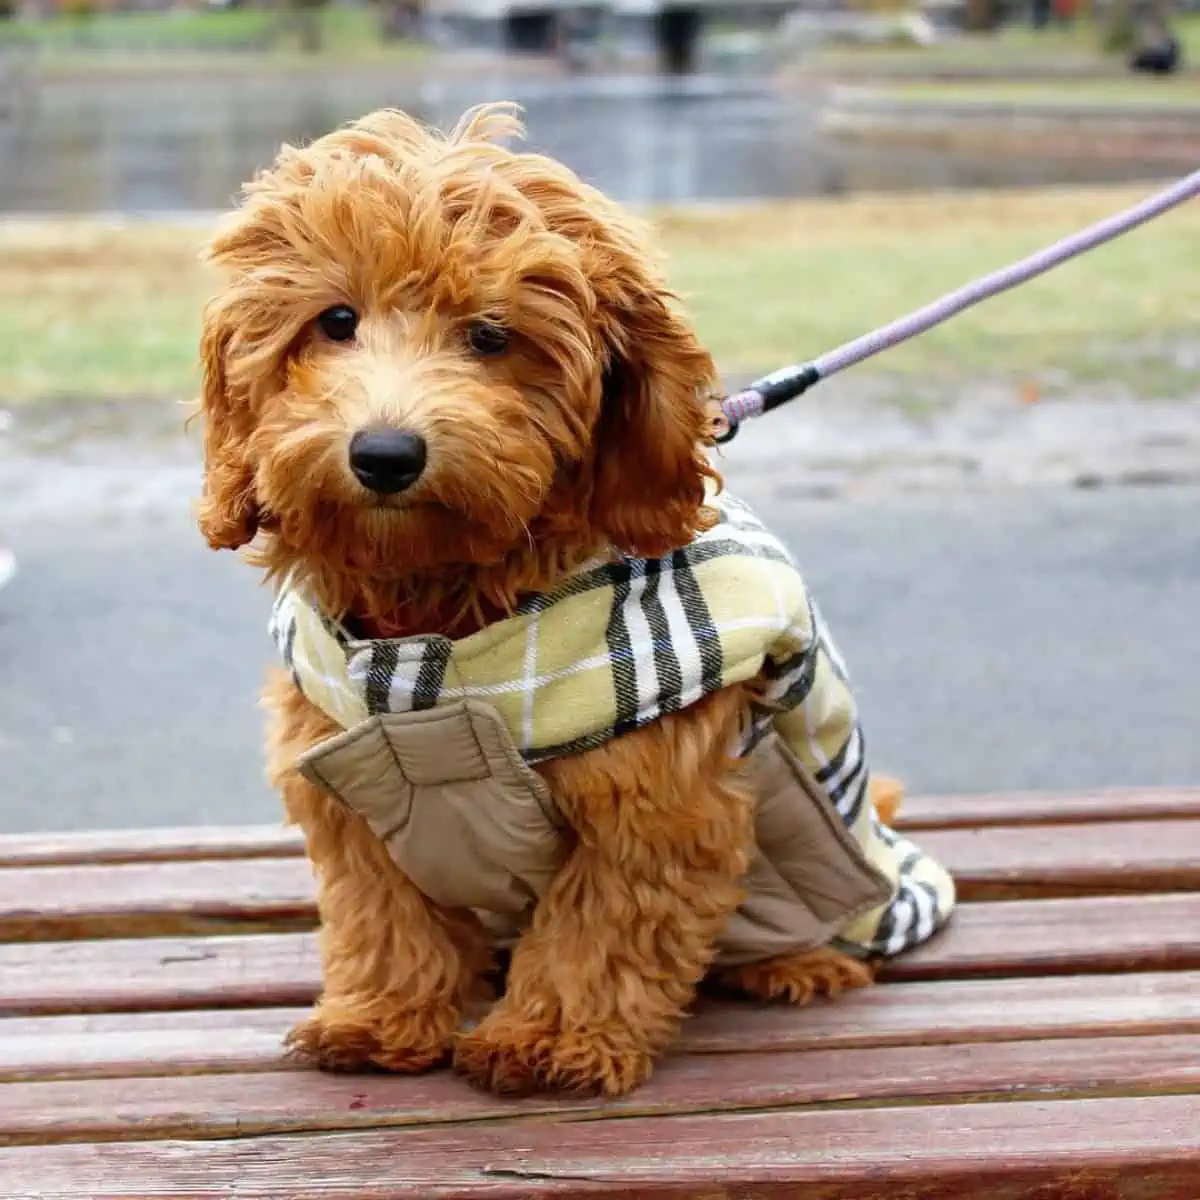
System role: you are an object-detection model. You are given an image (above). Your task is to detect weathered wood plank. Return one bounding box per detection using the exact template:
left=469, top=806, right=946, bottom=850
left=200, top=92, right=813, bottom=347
left=0, top=786, right=1194, bottom=872
left=0, top=826, right=303, bottom=870
left=6, top=972, right=1200, bottom=1082
left=920, top=820, right=1200, bottom=899
left=3, top=893, right=1199, bottom=1015
left=0, top=1009, right=308, bottom=1083
left=0, top=1008, right=307, bottom=1038
left=898, top=787, right=1200, bottom=830
left=0, top=859, right=317, bottom=940
left=3, top=1094, right=1200, bottom=1198
left=0, top=933, right=319, bottom=1016
left=3, top=817, right=1198, bottom=945
left=688, top=968, right=1200, bottom=1050
left=5, top=1032, right=1200, bottom=1147
left=883, top=892, right=1200, bottom=981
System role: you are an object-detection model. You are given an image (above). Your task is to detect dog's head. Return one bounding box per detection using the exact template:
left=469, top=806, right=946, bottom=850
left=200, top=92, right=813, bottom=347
left=197, top=103, right=718, bottom=611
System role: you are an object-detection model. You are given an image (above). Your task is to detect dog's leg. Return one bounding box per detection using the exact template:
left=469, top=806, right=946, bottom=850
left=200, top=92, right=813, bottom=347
left=265, top=671, right=488, bottom=1073
left=718, top=773, right=898, bottom=1005
left=282, top=774, right=487, bottom=1072
left=455, top=690, right=753, bottom=1098
left=868, top=774, right=903, bottom=828
left=716, top=945, right=875, bottom=1005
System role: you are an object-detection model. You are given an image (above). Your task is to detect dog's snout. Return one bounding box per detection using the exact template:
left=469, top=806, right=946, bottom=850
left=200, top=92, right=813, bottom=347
left=349, top=429, right=428, bottom=495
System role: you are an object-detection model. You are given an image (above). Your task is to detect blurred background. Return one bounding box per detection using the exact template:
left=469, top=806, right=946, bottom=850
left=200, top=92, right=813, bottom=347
left=0, top=0, right=1197, bottom=831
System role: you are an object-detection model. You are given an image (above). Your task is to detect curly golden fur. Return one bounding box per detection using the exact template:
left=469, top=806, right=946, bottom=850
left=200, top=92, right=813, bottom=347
left=198, top=103, right=883, bottom=1098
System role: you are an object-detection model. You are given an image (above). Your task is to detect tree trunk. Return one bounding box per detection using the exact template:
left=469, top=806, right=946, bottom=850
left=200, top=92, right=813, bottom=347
left=1147, top=0, right=1173, bottom=34
left=279, top=0, right=326, bottom=53
left=1102, top=0, right=1138, bottom=50
left=964, top=0, right=998, bottom=32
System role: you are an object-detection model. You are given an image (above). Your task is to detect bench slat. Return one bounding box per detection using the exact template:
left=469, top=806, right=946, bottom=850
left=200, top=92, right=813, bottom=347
left=4, top=1033, right=1200, bottom=1147
left=688, top=968, right=1200, bottom=1049
left=0, top=933, right=317, bottom=1016
left=0, top=859, right=316, bottom=941
left=3, top=819, right=1199, bottom=943
left=884, top=893, right=1200, bottom=981
left=0, top=1019, right=303, bottom=1083
left=0, top=826, right=304, bottom=870
left=0, top=1008, right=308, bottom=1085
left=3, top=1094, right=1200, bottom=1197
left=919, top=820, right=1200, bottom=899
left=5, top=972, right=1200, bottom=1083
left=898, top=787, right=1200, bottom=830
left=1, top=893, right=1199, bottom=1016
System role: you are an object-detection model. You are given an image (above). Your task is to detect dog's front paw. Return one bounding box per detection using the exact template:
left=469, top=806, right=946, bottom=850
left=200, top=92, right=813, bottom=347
left=452, top=1014, right=553, bottom=1095
left=286, top=994, right=457, bottom=1074
left=454, top=1011, right=654, bottom=1097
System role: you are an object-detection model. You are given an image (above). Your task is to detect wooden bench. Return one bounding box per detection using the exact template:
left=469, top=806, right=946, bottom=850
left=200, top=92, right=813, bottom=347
left=2, top=788, right=1200, bottom=1197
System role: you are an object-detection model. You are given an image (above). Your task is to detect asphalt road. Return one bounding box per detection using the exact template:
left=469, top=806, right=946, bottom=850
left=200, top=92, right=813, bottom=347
left=2, top=475, right=1197, bottom=833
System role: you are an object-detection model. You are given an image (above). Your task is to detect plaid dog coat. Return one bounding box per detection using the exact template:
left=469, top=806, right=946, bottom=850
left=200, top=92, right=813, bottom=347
left=271, top=490, right=955, bottom=964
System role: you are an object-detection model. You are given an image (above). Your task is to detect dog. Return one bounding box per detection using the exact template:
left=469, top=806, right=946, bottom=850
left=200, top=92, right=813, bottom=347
left=196, top=103, right=954, bottom=1098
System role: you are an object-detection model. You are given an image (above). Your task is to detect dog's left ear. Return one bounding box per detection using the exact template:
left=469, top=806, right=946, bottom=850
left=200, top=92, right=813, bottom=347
left=590, top=250, right=719, bottom=560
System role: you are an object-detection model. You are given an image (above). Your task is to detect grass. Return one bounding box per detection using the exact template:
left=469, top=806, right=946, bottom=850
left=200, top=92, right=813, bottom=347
left=813, top=26, right=1094, bottom=68
left=0, top=7, right=428, bottom=70
left=1, top=7, right=279, bottom=49
left=1, top=186, right=1198, bottom=402
left=801, top=14, right=1200, bottom=73
left=887, top=79, right=1200, bottom=108
left=0, top=222, right=206, bottom=400
left=667, top=188, right=1200, bottom=387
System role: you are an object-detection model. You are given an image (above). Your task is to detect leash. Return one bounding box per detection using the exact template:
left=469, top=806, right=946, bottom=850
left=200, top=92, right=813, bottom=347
left=715, top=168, right=1200, bottom=443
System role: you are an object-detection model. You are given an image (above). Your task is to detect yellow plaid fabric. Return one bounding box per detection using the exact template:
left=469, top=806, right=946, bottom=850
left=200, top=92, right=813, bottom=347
left=270, top=490, right=955, bottom=957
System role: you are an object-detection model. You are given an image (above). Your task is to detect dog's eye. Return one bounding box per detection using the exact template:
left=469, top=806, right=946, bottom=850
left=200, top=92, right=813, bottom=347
left=317, top=305, right=359, bottom=343
left=466, top=320, right=510, bottom=357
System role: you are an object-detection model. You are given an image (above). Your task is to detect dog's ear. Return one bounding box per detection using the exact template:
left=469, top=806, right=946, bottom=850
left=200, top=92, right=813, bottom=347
left=589, top=244, right=719, bottom=559
left=195, top=295, right=260, bottom=551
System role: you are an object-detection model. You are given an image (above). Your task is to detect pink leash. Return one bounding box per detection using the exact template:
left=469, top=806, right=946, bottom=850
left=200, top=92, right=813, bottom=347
left=717, top=168, right=1200, bottom=442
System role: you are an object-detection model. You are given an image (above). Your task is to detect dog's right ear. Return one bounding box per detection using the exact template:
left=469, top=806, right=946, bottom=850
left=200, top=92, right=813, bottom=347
left=196, top=295, right=260, bottom=551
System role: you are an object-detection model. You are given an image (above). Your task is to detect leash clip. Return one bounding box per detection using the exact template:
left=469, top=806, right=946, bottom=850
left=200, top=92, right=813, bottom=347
left=714, top=416, right=740, bottom=445
left=713, top=364, right=820, bottom=446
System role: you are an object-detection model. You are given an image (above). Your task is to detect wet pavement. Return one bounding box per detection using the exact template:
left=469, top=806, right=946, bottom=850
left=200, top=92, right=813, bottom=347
left=0, top=67, right=1181, bottom=213
left=1, top=393, right=1199, bottom=832
left=3, top=469, right=1198, bottom=833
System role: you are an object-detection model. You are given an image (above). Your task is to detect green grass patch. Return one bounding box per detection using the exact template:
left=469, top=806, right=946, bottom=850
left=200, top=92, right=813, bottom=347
left=1, top=186, right=1197, bottom=402
left=803, top=14, right=1200, bottom=73
left=0, top=7, right=428, bottom=68
left=669, top=190, right=1200, bottom=385
left=1, top=7, right=277, bottom=49
left=0, top=223, right=209, bottom=400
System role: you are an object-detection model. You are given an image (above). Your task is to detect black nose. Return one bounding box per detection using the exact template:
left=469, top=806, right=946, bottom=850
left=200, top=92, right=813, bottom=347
left=348, top=429, right=427, bottom=495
